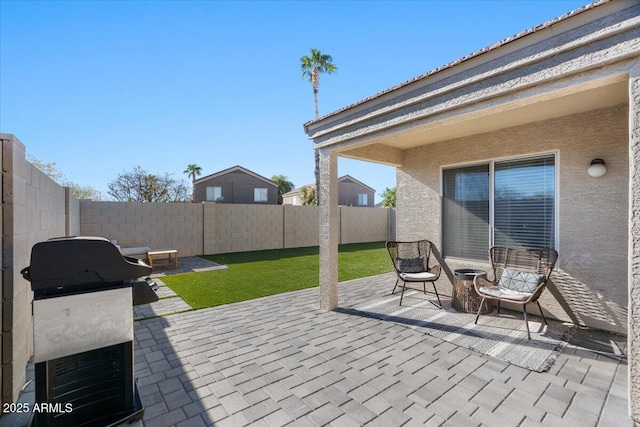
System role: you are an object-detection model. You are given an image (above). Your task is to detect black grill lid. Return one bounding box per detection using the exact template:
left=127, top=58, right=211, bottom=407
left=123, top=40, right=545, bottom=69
left=22, top=236, right=152, bottom=290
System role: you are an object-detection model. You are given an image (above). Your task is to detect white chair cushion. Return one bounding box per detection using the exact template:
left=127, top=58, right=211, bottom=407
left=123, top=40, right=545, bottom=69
left=479, top=285, right=532, bottom=301
left=400, top=271, right=436, bottom=282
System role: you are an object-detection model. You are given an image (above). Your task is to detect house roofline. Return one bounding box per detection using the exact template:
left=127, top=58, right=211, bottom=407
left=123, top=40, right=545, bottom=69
left=338, top=174, right=376, bottom=193
left=194, top=165, right=278, bottom=187
left=283, top=175, right=375, bottom=196
left=303, top=0, right=610, bottom=133
left=283, top=184, right=316, bottom=197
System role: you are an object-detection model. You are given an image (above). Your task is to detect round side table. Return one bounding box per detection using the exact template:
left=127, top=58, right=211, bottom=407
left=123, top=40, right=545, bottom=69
left=452, top=269, right=492, bottom=314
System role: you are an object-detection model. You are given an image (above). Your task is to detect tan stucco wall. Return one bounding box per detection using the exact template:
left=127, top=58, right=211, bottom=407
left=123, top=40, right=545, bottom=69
left=628, top=63, right=640, bottom=424
left=397, top=105, right=628, bottom=334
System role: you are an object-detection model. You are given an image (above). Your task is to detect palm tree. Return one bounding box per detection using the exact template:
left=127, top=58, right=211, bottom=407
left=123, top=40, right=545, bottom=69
left=301, top=48, right=337, bottom=204
left=183, top=164, right=202, bottom=183
left=301, top=48, right=337, bottom=119
left=184, top=164, right=202, bottom=201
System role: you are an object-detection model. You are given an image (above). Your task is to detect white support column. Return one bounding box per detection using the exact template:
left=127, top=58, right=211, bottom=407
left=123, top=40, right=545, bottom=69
left=318, top=148, right=339, bottom=310
left=628, top=64, right=640, bottom=425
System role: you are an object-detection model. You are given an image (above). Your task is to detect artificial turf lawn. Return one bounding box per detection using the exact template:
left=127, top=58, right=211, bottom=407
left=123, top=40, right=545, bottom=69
left=161, top=241, right=392, bottom=309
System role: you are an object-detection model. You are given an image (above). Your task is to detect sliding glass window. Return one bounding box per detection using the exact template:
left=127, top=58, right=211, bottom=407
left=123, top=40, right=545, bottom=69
left=443, top=154, right=555, bottom=260
left=494, top=155, right=555, bottom=249
left=443, top=164, right=490, bottom=260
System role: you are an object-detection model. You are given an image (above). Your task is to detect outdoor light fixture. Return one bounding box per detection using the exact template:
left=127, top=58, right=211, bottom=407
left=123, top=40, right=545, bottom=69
left=588, top=158, right=607, bottom=177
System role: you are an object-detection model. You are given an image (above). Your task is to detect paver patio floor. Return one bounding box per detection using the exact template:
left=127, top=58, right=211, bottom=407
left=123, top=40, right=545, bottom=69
left=134, top=272, right=629, bottom=427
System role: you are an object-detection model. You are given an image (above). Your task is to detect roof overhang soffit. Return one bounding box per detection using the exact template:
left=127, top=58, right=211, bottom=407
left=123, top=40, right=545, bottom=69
left=337, top=143, right=405, bottom=167
left=320, top=66, right=628, bottom=153
left=306, top=6, right=639, bottom=153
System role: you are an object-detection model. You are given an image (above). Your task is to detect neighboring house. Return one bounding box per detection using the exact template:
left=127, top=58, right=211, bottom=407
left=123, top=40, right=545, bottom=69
left=282, top=184, right=314, bottom=206
left=304, top=1, right=640, bottom=423
left=282, top=175, right=375, bottom=206
left=192, top=165, right=278, bottom=204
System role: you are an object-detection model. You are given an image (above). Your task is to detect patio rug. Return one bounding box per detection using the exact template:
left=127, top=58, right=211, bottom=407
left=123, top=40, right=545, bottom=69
left=346, top=290, right=576, bottom=372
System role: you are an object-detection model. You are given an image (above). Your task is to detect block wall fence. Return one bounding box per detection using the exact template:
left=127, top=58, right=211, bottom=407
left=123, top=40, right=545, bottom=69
left=0, top=134, right=81, bottom=405
left=0, top=133, right=395, bottom=407
left=81, top=201, right=396, bottom=256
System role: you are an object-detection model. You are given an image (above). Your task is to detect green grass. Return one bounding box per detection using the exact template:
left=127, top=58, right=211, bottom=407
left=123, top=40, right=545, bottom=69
left=161, top=241, right=391, bottom=309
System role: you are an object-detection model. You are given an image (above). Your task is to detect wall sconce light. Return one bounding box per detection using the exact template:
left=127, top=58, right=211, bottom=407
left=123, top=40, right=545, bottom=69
left=588, top=158, right=606, bottom=177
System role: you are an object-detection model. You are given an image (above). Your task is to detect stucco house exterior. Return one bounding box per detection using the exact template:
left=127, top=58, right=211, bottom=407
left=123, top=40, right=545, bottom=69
left=282, top=184, right=314, bottom=205
left=304, top=0, right=640, bottom=423
left=192, top=165, right=278, bottom=204
left=282, top=175, right=375, bottom=206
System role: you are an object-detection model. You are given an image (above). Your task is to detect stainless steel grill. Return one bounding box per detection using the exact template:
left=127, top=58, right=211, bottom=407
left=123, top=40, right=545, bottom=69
left=22, top=236, right=157, bottom=427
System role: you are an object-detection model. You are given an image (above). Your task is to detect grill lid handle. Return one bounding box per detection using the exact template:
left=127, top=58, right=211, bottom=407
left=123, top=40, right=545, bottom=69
left=20, top=266, right=31, bottom=282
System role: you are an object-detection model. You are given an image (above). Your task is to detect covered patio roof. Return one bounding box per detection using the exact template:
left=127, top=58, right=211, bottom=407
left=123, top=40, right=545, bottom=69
left=304, top=0, right=635, bottom=166
left=338, top=78, right=627, bottom=162
left=303, top=0, right=640, bottom=423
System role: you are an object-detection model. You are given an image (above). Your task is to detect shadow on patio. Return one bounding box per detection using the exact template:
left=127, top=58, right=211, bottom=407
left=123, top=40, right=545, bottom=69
left=130, top=272, right=629, bottom=426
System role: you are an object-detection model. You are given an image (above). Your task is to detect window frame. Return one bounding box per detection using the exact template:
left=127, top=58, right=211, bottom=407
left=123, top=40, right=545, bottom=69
left=440, top=150, right=559, bottom=262
left=254, top=187, right=268, bottom=203
left=206, top=186, right=222, bottom=202
left=358, top=193, right=368, bottom=206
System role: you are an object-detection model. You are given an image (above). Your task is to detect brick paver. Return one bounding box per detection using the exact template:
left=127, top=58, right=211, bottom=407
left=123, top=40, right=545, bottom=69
left=2, top=272, right=628, bottom=427
left=134, top=279, right=193, bottom=320
left=128, top=273, right=633, bottom=426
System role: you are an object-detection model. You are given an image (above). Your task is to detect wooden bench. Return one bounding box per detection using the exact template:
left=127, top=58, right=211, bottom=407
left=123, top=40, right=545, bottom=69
left=146, top=249, right=178, bottom=269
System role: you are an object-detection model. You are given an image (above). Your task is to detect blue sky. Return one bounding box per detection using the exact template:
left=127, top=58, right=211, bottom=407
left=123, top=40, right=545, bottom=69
left=0, top=0, right=588, bottom=202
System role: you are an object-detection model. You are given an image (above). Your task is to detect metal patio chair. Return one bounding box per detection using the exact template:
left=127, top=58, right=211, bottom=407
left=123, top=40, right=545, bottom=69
left=386, top=240, right=442, bottom=308
left=474, top=246, right=558, bottom=340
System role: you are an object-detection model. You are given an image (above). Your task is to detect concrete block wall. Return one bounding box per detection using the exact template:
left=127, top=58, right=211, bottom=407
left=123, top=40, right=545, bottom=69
left=202, top=204, right=390, bottom=253
left=284, top=205, right=319, bottom=248
left=340, top=207, right=389, bottom=244
left=80, top=201, right=204, bottom=256
left=202, top=202, right=216, bottom=255
left=87, top=202, right=393, bottom=256
left=1, top=134, right=75, bottom=405
left=65, top=188, right=81, bottom=236
left=0, top=134, right=390, bottom=407
left=206, top=203, right=284, bottom=254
